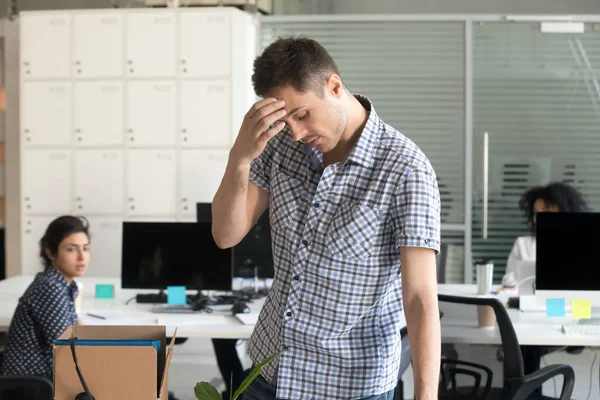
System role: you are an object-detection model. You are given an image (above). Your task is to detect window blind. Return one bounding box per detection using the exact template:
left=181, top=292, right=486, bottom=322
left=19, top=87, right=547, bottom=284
left=471, top=22, right=600, bottom=283
left=260, top=19, right=466, bottom=225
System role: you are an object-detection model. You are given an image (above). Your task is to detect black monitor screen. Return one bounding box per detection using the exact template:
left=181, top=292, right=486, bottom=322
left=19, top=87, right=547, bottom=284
left=197, top=203, right=274, bottom=279
left=536, top=212, right=600, bottom=291
left=121, top=221, right=232, bottom=290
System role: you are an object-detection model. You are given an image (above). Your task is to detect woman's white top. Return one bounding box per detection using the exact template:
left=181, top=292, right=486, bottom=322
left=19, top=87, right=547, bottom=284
left=502, top=235, right=536, bottom=287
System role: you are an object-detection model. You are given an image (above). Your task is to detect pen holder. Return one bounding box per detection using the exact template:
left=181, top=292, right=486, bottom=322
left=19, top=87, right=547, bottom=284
left=477, top=305, right=496, bottom=328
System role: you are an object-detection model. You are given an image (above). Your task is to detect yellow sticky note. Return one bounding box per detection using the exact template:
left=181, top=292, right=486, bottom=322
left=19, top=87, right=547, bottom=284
left=572, top=300, right=592, bottom=319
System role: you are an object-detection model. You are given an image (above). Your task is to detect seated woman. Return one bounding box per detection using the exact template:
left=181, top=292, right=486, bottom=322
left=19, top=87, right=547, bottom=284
left=502, top=181, right=588, bottom=287
left=502, top=182, right=588, bottom=392
left=0, top=215, right=90, bottom=378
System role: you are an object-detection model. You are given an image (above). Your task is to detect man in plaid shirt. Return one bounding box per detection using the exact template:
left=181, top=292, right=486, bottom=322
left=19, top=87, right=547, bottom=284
left=212, top=37, right=441, bottom=400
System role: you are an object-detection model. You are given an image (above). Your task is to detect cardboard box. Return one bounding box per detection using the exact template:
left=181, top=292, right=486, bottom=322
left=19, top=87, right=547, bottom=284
left=53, top=325, right=176, bottom=400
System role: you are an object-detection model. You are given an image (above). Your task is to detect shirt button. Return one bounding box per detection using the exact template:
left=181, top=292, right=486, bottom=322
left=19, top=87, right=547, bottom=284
left=286, top=311, right=293, bottom=318
left=313, top=202, right=320, bottom=209
left=302, top=239, right=308, bottom=246
left=293, top=275, right=300, bottom=281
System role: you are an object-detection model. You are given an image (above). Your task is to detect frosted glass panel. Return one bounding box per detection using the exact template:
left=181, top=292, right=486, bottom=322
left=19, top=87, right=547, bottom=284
left=471, top=22, right=600, bottom=282
left=261, top=20, right=466, bottom=224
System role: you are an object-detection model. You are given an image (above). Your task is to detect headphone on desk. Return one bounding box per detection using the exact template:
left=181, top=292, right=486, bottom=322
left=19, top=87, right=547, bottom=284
left=69, top=336, right=96, bottom=400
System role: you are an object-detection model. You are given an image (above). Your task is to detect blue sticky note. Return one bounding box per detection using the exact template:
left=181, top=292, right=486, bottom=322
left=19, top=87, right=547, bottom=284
left=167, top=286, right=187, bottom=305
left=95, top=284, right=114, bottom=299
left=546, top=298, right=566, bottom=317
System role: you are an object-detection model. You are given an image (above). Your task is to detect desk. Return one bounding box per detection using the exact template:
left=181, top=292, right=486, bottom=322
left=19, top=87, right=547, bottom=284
left=1, top=276, right=599, bottom=346
left=0, top=275, right=260, bottom=339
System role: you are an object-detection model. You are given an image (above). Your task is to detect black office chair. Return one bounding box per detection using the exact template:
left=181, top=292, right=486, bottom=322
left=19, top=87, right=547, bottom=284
left=0, top=375, right=54, bottom=400
left=438, top=294, right=575, bottom=400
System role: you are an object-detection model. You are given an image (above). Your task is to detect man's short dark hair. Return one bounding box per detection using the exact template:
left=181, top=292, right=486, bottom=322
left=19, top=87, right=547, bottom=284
left=252, top=36, right=340, bottom=97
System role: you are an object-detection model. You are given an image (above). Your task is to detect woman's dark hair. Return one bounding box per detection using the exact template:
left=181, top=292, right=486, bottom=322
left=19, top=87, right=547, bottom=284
left=519, top=182, right=589, bottom=234
left=39, top=215, right=90, bottom=270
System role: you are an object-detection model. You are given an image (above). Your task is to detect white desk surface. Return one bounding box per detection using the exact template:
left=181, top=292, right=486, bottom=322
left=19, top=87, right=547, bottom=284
left=0, top=276, right=599, bottom=346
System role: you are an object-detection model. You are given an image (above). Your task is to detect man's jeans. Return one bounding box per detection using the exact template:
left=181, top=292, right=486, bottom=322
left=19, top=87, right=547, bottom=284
left=242, top=373, right=396, bottom=400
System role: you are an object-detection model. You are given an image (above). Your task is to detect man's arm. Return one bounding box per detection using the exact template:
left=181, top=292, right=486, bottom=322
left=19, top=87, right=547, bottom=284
left=401, top=247, right=440, bottom=400
left=211, top=162, right=269, bottom=249
left=212, top=97, right=286, bottom=248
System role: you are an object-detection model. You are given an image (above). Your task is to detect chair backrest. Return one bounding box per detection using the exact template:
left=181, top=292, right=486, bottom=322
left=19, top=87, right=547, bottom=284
left=0, top=375, right=54, bottom=400
left=438, top=294, right=524, bottom=382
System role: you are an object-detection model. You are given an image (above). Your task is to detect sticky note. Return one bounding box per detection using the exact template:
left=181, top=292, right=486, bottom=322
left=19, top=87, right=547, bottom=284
left=167, top=286, right=187, bottom=305
left=545, top=298, right=565, bottom=317
left=95, top=284, right=114, bottom=299
left=572, top=299, right=592, bottom=319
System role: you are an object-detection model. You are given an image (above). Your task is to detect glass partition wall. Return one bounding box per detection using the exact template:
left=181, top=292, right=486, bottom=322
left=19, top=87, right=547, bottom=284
left=261, top=16, right=600, bottom=283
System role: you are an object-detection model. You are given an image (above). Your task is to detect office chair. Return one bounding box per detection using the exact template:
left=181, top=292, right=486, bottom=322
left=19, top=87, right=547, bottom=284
left=0, top=375, right=54, bottom=400
left=437, top=294, right=574, bottom=400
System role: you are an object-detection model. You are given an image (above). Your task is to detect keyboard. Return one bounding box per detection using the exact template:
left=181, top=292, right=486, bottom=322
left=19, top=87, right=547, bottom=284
left=150, top=304, right=200, bottom=314
left=561, top=324, right=600, bottom=335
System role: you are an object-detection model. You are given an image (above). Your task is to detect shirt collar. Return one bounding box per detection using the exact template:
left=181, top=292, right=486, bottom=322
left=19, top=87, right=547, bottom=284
left=304, top=94, right=381, bottom=168
left=45, top=267, right=79, bottom=294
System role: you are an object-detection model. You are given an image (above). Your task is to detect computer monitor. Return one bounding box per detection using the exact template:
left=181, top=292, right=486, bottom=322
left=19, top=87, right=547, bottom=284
left=121, top=221, right=233, bottom=291
left=196, top=203, right=274, bottom=279
left=535, top=212, right=600, bottom=305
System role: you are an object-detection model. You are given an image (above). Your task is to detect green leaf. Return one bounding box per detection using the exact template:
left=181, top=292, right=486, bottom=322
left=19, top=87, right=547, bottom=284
left=232, top=349, right=286, bottom=400
left=194, top=381, right=221, bottom=400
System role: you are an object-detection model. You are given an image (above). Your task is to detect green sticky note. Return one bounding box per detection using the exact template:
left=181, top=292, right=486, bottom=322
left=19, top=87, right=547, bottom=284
left=572, top=299, right=592, bottom=319
left=95, top=284, right=115, bottom=299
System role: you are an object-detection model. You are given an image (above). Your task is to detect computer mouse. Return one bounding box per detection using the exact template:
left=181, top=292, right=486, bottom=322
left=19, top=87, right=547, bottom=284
left=231, top=301, right=250, bottom=315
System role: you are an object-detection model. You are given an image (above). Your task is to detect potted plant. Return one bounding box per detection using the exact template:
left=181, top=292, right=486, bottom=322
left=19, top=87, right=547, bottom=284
left=194, top=349, right=284, bottom=400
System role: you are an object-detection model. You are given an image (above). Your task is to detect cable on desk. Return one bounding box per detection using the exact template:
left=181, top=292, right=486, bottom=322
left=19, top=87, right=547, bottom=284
left=586, top=348, right=597, bottom=400
left=125, top=296, right=136, bottom=305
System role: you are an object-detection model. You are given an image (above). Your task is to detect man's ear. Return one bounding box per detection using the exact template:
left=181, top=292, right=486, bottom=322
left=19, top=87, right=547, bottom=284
left=325, top=74, right=344, bottom=99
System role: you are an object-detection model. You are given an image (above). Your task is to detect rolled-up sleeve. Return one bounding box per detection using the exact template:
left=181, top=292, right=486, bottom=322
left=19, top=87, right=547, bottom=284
left=249, top=134, right=277, bottom=193
left=392, top=162, right=441, bottom=254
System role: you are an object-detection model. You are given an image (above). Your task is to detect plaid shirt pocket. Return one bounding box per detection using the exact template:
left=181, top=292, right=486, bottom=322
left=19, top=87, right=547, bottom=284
left=269, top=169, right=304, bottom=231
left=326, top=202, right=379, bottom=260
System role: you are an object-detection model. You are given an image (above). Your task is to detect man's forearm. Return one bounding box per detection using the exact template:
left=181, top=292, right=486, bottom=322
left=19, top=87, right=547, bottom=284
left=404, top=295, right=441, bottom=400
left=211, top=155, right=252, bottom=248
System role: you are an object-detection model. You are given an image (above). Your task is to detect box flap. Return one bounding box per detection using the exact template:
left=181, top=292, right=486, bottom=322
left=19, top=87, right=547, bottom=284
left=158, top=328, right=177, bottom=398
left=57, top=326, right=74, bottom=341
left=70, top=325, right=165, bottom=341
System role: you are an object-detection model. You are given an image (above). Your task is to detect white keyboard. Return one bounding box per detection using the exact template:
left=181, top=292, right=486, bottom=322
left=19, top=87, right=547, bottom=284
left=562, top=324, right=600, bottom=335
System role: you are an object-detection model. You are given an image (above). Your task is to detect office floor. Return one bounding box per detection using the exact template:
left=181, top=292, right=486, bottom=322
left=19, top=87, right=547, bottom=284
left=166, top=340, right=600, bottom=400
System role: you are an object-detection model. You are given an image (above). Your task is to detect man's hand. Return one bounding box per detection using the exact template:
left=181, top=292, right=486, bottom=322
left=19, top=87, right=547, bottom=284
left=401, top=246, right=440, bottom=400
left=230, top=98, right=287, bottom=164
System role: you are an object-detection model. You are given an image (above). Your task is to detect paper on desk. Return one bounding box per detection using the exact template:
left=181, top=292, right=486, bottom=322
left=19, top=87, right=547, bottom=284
left=80, top=314, right=152, bottom=326
left=235, top=313, right=259, bottom=325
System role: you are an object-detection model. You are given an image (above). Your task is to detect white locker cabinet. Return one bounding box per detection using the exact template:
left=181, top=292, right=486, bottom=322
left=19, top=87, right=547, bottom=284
left=22, top=216, right=56, bottom=275
left=126, top=11, right=176, bottom=78
left=127, top=150, right=176, bottom=216
left=22, top=82, right=72, bottom=146
left=126, top=81, right=177, bottom=146
left=74, top=150, right=125, bottom=214
left=180, top=80, right=231, bottom=147
left=74, top=81, right=124, bottom=146
left=179, top=11, right=231, bottom=78
left=85, top=217, right=122, bottom=278
left=22, top=150, right=71, bottom=215
left=73, top=13, right=124, bottom=78
left=179, top=149, right=228, bottom=216
left=21, top=13, right=71, bottom=79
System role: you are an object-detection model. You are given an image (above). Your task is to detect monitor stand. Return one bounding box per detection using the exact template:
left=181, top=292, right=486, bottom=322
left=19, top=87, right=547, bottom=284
left=136, top=290, right=167, bottom=304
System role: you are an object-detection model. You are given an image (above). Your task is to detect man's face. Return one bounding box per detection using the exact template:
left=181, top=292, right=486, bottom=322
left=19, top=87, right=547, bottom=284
left=267, top=84, right=347, bottom=154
